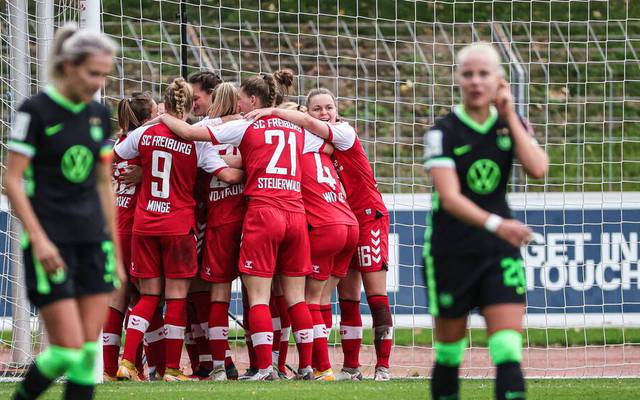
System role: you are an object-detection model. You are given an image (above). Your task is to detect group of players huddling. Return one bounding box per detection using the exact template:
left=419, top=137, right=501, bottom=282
left=105, top=67, right=393, bottom=383
left=8, top=22, right=547, bottom=400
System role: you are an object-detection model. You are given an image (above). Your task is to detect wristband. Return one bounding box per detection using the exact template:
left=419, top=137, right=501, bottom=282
left=484, top=214, right=503, bottom=233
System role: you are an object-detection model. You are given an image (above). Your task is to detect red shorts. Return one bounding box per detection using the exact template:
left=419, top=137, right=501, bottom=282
left=131, top=234, right=198, bottom=279
left=309, top=224, right=359, bottom=281
left=238, top=207, right=312, bottom=278
left=201, top=220, right=242, bottom=283
left=350, top=214, right=390, bottom=273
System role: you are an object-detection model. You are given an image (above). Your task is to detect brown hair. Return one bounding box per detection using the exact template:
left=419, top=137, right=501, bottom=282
left=188, top=70, right=223, bottom=94
left=164, top=77, right=193, bottom=119
left=306, top=88, right=336, bottom=109
left=50, top=23, right=117, bottom=81
left=278, top=101, right=306, bottom=112
left=117, top=92, right=155, bottom=132
left=241, top=69, right=295, bottom=107
left=209, top=82, right=238, bottom=118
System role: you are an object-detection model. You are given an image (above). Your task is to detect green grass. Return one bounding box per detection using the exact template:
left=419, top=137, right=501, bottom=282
left=2, top=379, right=640, bottom=400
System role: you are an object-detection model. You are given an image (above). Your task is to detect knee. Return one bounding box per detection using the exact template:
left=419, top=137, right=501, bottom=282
left=488, top=329, right=523, bottom=365
left=434, top=338, right=467, bottom=367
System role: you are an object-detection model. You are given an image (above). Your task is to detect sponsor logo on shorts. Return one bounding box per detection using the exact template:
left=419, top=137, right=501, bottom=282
left=313, top=264, right=320, bottom=274
left=205, top=266, right=211, bottom=275
left=244, top=260, right=253, bottom=269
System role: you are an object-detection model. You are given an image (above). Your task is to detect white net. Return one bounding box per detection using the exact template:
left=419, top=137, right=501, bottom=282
left=1, top=0, right=639, bottom=379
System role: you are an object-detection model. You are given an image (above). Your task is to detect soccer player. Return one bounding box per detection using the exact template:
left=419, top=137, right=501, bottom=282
left=188, top=70, right=223, bottom=119
left=103, top=92, right=157, bottom=381
left=156, top=70, right=325, bottom=380
left=423, top=43, right=547, bottom=400
left=114, top=78, right=241, bottom=381
left=6, top=24, right=125, bottom=400
left=246, top=88, right=394, bottom=381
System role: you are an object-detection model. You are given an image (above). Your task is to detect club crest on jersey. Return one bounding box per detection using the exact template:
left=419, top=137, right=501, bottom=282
left=90, top=117, right=103, bottom=142
left=497, top=135, right=512, bottom=152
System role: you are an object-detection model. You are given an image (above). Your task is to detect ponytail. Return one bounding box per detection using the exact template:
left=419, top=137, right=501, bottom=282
left=117, top=92, right=155, bottom=133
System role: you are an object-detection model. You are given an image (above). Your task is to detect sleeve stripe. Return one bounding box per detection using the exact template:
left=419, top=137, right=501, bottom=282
left=326, top=123, right=334, bottom=142
left=7, top=140, right=35, bottom=157
left=424, top=157, right=455, bottom=169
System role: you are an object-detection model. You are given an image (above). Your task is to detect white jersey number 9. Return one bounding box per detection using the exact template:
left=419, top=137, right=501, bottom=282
left=151, top=150, right=172, bottom=199
left=265, top=129, right=297, bottom=176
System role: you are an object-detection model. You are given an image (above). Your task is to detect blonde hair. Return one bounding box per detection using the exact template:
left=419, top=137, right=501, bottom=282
left=209, top=82, right=238, bottom=118
left=164, top=77, right=193, bottom=119
left=279, top=101, right=307, bottom=112
left=50, top=23, right=117, bottom=81
left=455, top=42, right=505, bottom=78
left=306, top=88, right=336, bottom=109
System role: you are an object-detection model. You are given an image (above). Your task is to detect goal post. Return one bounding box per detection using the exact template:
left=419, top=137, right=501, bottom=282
left=1, top=0, right=639, bottom=379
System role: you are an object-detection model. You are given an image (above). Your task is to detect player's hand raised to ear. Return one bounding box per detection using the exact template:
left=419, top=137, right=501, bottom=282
left=494, top=79, right=515, bottom=119
left=244, top=107, right=275, bottom=122
left=495, top=218, right=533, bottom=248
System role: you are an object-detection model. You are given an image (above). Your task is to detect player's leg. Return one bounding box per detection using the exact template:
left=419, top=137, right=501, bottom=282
left=335, top=268, right=363, bottom=380
left=279, top=210, right=316, bottom=380
left=359, top=214, right=393, bottom=380
left=161, top=234, right=200, bottom=381
left=306, top=277, right=330, bottom=377
left=483, top=304, right=526, bottom=400
left=188, top=277, right=213, bottom=378
left=118, top=235, right=162, bottom=381
left=479, top=253, right=527, bottom=400
left=432, top=316, right=468, bottom=400
left=272, top=277, right=291, bottom=376
left=208, top=282, right=232, bottom=380
left=241, top=274, right=275, bottom=380
left=143, top=304, right=166, bottom=380
left=13, top=300, right=84, bottom=400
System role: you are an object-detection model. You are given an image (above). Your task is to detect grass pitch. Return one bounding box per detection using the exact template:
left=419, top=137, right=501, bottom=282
left=2, top=379, right=640, bottom=400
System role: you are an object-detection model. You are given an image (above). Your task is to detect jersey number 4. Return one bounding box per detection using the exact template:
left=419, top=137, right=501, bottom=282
left=151, top=150, right=172, bottom=199
left=265, top=129, right=297, bottom=176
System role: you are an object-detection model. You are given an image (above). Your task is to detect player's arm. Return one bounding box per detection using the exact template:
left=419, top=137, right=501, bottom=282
left=217, top=167, right=245, bottom=185
left=495, top=79, right=548, bottom=179
left=244, top=107, right=331, bottom=139
left=158, top=113, right=211, bottom=141
left=221, top=154, right=242, bottom=169
left=96, top=160, right=126, bottom=287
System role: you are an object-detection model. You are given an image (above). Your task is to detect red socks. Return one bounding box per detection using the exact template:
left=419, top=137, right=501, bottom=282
left=289, top=301, right=314, bottom=370
left=123, top=295, right=160, bottom=364
left=320, top=304, right=333, bottom=333
left=144, top=307, right=166, bottom=376
left=275, top=296, right=290, bottom=373
left=103, top=307, right=124, bottom=376
left=249, top=304, right=273, bottom=370
left=339, top=299, right=362, bottom=369
left=309, top=303, right=331, bottom=372
left=208, top=301, right=230, bottom=368
left=164, top=298, right=188, bottom=370
left=269, top=297, right=282, bottom=365
left=189, top=291, right=213, bottom=370
left=368, top=295, right=393, bottom=369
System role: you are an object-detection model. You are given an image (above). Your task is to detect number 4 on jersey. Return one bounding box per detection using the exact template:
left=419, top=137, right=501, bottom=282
left=314, top=153, right=336, bottom=190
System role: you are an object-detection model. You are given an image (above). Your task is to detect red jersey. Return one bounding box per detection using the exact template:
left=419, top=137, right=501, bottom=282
left=207, top=117, right=323, bottom=213
left=327, top=121, right=388, bottom=221
left=114, top=122, right=226, bottom=235
left=113, top=135, right=141, bottom=235
left=206, top=144, right=246, bottom=227
left=301, top=151, right=357, bottom=228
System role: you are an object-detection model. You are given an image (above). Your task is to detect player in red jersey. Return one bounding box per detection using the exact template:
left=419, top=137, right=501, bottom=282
left=248, top=88, right=394, bottom=380
left=156, top=70, right=325, bottom=380
left=102, top=92, right=157, bottom=381
left=114, top=78, right=242, bottom=382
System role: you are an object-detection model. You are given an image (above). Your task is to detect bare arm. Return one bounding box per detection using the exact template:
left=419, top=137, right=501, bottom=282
left=96, top=162, right=126, bottom=287
left=431, top=166, right=532, bottom=248
left=244, top=107, right=331, bottom=139
left=4, top=152, right=65, bottom=272
left=495, top=80, right=548, bottom=179
left=217, top=167, right=245, bottom=185
left=159, top=114, right=212, bottom=141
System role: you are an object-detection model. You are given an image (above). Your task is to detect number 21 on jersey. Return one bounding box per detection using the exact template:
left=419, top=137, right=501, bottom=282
left=265, top=129, right=296, bottom=176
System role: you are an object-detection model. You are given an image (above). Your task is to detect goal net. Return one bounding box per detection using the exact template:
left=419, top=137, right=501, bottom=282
left=1, top=0, right=639, bottom=379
